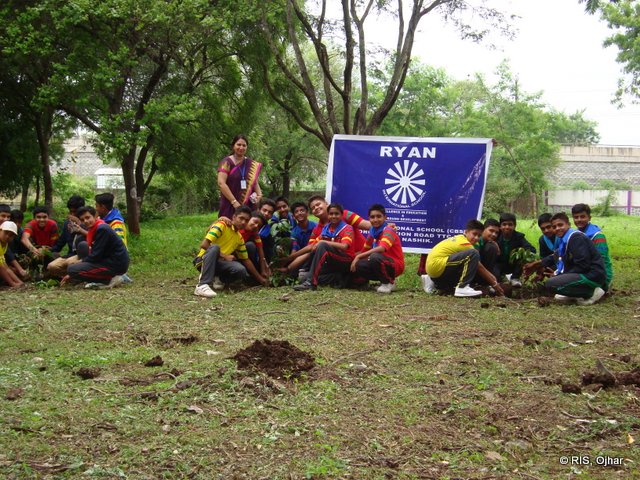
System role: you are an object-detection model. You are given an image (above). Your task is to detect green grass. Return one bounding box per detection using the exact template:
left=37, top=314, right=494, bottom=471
left=1, top=214, right=639, bottom=478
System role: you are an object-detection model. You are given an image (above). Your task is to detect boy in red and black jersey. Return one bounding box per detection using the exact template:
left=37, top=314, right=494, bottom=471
left=350, top=204, right=404, bottom=294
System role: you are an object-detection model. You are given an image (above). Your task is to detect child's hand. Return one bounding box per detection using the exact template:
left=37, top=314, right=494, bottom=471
left=218, top=216, right=232, bottom=226
left=350, top=258, right=359, bottom=272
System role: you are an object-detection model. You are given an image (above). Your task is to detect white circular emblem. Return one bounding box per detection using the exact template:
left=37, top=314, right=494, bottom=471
left=383, top=160, right=426, bottom=207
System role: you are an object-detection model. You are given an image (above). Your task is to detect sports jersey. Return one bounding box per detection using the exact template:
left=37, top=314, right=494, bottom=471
left=197, top=221, right=248, bottom=260
left=426, top=234, right=474, bottom=278
left=363, top=225, right=404, bottom=276
left=101, top=208, right=128, bottom=248
left=0, top=241, right=7, bottom=266
left=23, top=219, right=59, bottom=247
left=240, top=229, right=263, bottom=247
left=309, top=209, right=365, bottom=251
left=318, top=221, right=356, bottom=258
left=580, top=223, right=613, bottom=289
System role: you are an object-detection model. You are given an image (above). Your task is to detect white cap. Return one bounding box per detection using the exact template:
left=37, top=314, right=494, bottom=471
left=1, top=221, right=18, bottom=235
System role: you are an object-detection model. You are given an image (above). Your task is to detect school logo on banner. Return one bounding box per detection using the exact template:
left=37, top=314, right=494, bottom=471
left=326, top=135, right=492, bottom=253
left=384, top=160, right=426, bottom=208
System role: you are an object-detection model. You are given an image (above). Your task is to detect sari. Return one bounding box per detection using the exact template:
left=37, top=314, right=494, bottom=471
left=217, top=155, right=262, bottom=218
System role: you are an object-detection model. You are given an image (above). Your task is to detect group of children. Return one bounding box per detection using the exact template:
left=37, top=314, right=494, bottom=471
left=192, top=196, right=404, bottom=297
left=419, top=204, right=612, bottom=305
left=1, top=192, right=612, bottom=308
left=0, top=193, right=130, bottom=289
left=193, top=197, right=612, bottom=306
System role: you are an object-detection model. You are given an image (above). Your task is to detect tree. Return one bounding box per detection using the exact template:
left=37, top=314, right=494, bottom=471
left=377, top=60, right=601, bottom=214
left=582, top=0, right=640, bottom=103
left=250, top=104, right=327, bottom=198
left=254, top=0, right=512, bottom=149
left=10, top=0, right=264, bottom=234
left=0, top=1, right=72, bottom=210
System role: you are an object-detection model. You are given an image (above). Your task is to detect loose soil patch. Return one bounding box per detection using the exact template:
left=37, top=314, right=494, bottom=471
left=232, top=339, right=316, bottom=379
left=582, top=367, right=640, bottom=389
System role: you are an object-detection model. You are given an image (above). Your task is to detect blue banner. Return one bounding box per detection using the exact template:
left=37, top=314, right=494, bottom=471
left=326, top=135, right=492, bottom=253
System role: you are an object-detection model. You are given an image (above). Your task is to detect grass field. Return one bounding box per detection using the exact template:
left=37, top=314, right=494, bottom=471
left=1, top=214, right=639, bottom=479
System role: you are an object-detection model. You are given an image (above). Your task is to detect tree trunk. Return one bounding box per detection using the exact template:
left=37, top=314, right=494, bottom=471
left=282, top=149, right=292, bottom=198
left=122, top=149, right=141, bottom=236
left=20, top=182, right=29, bottom=211
left=35, top=176, right=40, bottom=206
left=34, top=114, right=54, bottom=210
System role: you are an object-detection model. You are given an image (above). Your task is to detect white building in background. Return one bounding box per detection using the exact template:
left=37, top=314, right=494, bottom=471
left=56, top=134, right=124, bottom=190
left=95, top=167, right=125, bottom=190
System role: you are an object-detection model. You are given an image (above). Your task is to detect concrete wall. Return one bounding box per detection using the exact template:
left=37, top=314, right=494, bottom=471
left=545, top=189, right=640, bottom=216
left=551, top=145, right=640, bottom=187
left=53, top=134, right=105, bottom=177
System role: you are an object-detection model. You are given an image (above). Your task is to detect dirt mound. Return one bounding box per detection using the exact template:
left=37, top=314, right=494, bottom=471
left=232, top=339, right=315, bottom=379
left=581, top=367, right=640, bottom=389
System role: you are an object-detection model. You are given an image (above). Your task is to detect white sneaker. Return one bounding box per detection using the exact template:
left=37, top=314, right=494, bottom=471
left=194, top=284, right=216, bottom=298
left=554, top=294, right=576, bottom=304
left=376, top=283, right=394, bottom=294
left=510, top=278, right=522, bottom=288
left=85, top=282, right=107, bottom=289
left=421, top=274, right=436, bottom=294
left=576, top=287, right=605, bottom=306
left=212, top=276, right=224, bottom=290
left=454, top=285, right=483, bottom=297
left=297, top=269, right=309, bottom=282
left=108, top=275, right=124, bottom=288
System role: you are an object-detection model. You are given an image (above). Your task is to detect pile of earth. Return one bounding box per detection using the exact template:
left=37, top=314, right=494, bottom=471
left=232, top=339, right=315, bottom=379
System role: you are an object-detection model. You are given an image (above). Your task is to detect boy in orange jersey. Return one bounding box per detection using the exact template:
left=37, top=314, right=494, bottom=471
left=350, top=204, right=404, bottom=294
left=294, top=203, right=356, bottom=291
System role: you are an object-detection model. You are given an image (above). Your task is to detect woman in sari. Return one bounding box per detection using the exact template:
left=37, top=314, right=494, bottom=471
left=217, top=134, right=263, bottom=218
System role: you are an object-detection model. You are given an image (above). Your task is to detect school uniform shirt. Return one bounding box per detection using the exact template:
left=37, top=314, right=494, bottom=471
left=0, top=241, right=7, bottom=266
left=579, top=223, right=613, bottom=288
left=23, top=219, right=59, bottom=247
left=426, top=234, right=474, bottom=279
left=291, top=220, right=317, bottom=251
left=309, top=210, right=366, bottom=251
left=497, top=230, right=535, bottom=265
left=197, top=221, right=249, bottom=261
left=101, top=208, right=128, bottom=248
left=363, top=225, right=405, bottom=276
left=538, top=234, right=558, bottom=259
left=541, top=230, right=605, bottom=285
left=85, top=221, right=129, bottom=274
left=240, top=229, right=262, bottom=247
left=319, top=222, right=356, bottom=259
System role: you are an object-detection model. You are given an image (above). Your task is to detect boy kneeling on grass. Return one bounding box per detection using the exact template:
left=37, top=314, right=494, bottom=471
left=523, top=212, right=606, bottom=306
left=424, top=219, right=503, bottom=298
left=0, top=222, right=25, bottom=288
left=61, top=207, right=129, bottom=288
left=350, top=204, right=404, bottom=294
left=193, top=205, right=268, bottom=298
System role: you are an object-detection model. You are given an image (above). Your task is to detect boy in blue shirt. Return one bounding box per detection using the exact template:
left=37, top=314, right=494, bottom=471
left=537, top=213, right=558, bottom=259
left=524, top=212, right=606, bottom=306
left=290, top=201, right=317, bottom=252
left=257, top=198, right=276, bottom=263
left=571, top=203, right=613, bottom=291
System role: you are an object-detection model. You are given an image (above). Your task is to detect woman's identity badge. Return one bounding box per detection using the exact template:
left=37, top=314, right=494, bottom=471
left=240, top=180, right=247, bottom=189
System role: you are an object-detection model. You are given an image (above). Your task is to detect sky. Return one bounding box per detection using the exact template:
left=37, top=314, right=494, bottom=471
left=374, top=0, right=640, bottom=146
